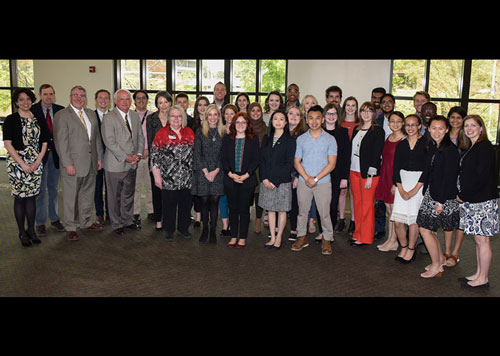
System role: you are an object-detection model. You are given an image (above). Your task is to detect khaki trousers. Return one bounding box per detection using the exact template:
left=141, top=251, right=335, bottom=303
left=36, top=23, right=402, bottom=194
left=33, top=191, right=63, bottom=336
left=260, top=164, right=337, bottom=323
left=296, top=180, right=333, bottom=241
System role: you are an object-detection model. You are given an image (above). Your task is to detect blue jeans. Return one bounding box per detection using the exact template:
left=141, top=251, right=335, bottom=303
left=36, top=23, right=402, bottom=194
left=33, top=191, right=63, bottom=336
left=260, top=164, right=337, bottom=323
left=35, top=151, right=60, bottom=226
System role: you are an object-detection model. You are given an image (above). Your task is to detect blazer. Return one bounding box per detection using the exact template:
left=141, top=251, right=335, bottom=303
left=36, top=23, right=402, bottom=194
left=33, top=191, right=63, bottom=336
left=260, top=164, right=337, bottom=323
left=53, top=106, right=103, bottom=178
left=419, top=141, right=460, bottom=204
left=325, top=126, right=351, bottom=180
left=221, top=134, right=260, bottom=189
left=351, top=125, right=385, bottom=178
left=259, top=132, right=296, bottom=187
left=458, top=140, right=498, bottom=203
left=94, top=109, right=107, bottom=153
left=101, top=107, right=145, bottom=173
left=30, top=101, right=64, bottom=169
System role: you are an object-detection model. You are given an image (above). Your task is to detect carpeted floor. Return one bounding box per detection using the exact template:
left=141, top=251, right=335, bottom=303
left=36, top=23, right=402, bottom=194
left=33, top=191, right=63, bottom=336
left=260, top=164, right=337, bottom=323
left=0, top=160, right=498, bottom=297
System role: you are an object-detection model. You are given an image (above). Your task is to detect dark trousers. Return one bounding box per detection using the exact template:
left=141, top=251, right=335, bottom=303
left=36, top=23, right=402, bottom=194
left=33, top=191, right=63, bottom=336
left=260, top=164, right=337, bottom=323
left=289, top=186, right=298, bottom=231
left=317, top=173, right=341, bottom=234
left=150, top=172, right=162, bottom=222
left=225, top=183, right=255, bottom=239
left=162, top=189, right=192, bottom=234
left=375, top=200, right=386, bottom=233
left=94, top=168, right=108, bottom=217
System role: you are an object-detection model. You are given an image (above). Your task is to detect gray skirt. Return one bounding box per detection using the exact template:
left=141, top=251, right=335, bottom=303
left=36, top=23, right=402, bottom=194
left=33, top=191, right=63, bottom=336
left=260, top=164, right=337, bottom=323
left=258, top=182, right=292, bottom=212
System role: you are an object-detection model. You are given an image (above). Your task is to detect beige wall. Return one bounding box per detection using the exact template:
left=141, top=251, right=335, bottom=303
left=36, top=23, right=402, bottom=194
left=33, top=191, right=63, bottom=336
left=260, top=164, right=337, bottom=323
left=32, top=59, right=392, bottom=109
left=287, top=60, right=392, bottom=106
left=33, top=60, right=114, bottom=110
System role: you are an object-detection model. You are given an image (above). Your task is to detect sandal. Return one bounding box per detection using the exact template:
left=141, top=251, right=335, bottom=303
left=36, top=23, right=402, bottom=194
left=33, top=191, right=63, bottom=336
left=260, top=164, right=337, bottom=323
left=446, top=254, right=460, bottom=267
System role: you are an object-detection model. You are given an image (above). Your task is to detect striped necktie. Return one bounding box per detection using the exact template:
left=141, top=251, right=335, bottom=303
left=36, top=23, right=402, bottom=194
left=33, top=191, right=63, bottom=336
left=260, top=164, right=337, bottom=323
left=124, top=114, right=132, bottom=135
left=79, top=110, right=88, bottom=130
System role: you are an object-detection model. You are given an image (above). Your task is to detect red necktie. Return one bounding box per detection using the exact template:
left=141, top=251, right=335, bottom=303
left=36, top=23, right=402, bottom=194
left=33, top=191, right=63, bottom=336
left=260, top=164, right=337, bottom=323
left=46, top=108, right=53, bottom=134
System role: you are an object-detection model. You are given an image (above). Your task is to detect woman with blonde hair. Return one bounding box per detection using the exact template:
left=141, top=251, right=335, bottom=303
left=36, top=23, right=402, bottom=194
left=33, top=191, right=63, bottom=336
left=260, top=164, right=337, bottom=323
left=191, top=104, right=226, bottom=243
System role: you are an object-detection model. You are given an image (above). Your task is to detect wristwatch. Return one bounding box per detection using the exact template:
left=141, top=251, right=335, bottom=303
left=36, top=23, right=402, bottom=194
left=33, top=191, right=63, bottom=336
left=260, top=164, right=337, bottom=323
left=313, top=177, right=319, bottom=183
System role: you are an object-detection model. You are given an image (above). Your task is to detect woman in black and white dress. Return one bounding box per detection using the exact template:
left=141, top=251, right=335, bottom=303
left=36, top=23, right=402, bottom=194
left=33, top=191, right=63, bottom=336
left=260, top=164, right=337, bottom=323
left=416, top=116, right=460, bottom=279
left=457, top=115, right=498, bottom=288
left=258, top=110, right=296, bottom=249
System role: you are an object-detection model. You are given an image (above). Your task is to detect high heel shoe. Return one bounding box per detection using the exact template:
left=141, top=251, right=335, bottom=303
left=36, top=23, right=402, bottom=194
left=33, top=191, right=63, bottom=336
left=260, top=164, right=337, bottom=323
left=395, top=245, right=408, bottom=262
left=400, top=246, right=416, bottom=264
left=420, top=267, right=443, bottom=279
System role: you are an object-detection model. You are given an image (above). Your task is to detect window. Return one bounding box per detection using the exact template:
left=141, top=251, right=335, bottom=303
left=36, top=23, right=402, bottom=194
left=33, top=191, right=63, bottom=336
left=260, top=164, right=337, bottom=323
left=115, top=59, right=288, bottom=116
left=0, top=59, right=34, bottom=157
left=391, top=59, right=500, bottom=144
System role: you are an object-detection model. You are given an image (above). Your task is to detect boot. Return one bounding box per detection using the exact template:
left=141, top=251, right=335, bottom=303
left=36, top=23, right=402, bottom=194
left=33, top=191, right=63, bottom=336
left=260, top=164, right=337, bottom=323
left=199, top=225, right=209, bottom=243
left=335, top=218, right=345, bottom=232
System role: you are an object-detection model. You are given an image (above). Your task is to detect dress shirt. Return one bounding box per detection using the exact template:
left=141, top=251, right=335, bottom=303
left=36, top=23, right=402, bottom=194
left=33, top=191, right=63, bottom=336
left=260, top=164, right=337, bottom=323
left=70, top=104, right=92, bottom=140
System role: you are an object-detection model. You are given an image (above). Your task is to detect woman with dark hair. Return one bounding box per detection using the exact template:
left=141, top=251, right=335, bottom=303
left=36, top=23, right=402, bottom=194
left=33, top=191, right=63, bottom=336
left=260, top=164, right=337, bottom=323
left=146, top=90, right=172, bottom=231
left=258, top=110, right=296, bottom=249
left=392, top=114, right=428, bottom=263
left=3, top=88, right=49, bottom=247
left=416, top=116, right=460, bottom=278
left=457, top=115, right=498, bottom=288
left=349, top=101, right=385, bottom=246
left=235, top=92, right=250, bottom=113
left=263, top=90, right=284, bottom=125
left=444, top=106, right=467, bottom=267
left=221, top=112, right=260, bottom=248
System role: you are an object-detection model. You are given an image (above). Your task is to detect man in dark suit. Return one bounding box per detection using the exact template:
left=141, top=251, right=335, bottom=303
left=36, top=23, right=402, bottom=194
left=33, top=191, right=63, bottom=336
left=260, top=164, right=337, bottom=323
left=30, top=84, right=65, bottom=236
left=94, top=89, right=111, bottom=225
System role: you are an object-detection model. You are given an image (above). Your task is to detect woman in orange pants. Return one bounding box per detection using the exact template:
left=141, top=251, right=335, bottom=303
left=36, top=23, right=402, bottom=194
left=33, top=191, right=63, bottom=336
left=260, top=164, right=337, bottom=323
left=349, top=102, right=385, bottom=246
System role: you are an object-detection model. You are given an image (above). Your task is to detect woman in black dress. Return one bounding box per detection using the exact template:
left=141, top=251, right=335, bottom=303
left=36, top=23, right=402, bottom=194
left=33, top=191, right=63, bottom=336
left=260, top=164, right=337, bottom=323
left=3, top=88, right=49, bottom=247
left=191, top=104, right=225, bottom=243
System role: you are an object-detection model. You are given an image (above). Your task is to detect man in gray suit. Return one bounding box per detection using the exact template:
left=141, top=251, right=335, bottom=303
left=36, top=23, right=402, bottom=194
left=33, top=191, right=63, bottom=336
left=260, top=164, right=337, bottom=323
left=101, top=89, right=145, bottom=235
left=53, top=86, right=104, bottom=241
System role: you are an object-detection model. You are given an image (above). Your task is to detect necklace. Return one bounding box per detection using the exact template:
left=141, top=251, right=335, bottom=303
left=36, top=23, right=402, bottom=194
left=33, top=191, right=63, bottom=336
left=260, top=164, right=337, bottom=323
left=209, top=127, right=218, bottom=142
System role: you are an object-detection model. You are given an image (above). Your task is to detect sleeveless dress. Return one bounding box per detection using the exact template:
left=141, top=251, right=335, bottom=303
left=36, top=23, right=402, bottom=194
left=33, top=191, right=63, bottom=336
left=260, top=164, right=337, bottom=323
left=375, top=137, right=401, bottom=204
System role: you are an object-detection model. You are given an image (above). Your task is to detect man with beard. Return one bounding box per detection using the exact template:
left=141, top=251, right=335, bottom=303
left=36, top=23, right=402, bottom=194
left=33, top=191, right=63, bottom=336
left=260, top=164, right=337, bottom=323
left=371, top=87, right=386, bottom=118
left=376, top=93, right=396, bottom=139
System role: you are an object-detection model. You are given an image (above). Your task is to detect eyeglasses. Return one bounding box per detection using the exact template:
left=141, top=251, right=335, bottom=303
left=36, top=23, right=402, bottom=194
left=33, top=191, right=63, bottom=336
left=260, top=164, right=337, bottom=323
left=360, top=109, right=373, bottom=113
left=381, top=100, right=394, bottom=104
left=71, top=94, right=86, bottom=98
left=235, top=121, right=247, bottom=125
left=325, top=112, right=338, bottom=116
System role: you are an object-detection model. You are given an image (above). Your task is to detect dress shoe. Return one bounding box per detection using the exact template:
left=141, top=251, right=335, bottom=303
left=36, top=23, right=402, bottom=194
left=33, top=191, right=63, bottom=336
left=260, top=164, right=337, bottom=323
left=177, top=230, right=192, bottom=238
left=66, top=231, right=79, bottom=241
left=87, top=223, right=104, bottom=231
left=26, top=230, right=41, bottom=244
left=165, top=231, right=174, bottom=241
left=36, top=225, right=47, bottom=237
left=126, top=223, right=141, bottom=230
left=19, top=232, right=32, bottom=247
left=351, top=241, right=368, bottom=247
left=51, top=220, right=66, bottom=232
left=114, top=228, right=125, bottom=235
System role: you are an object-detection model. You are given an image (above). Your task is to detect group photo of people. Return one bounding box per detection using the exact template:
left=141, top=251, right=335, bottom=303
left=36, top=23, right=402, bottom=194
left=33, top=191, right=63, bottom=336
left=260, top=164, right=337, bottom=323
left=2, top=79, right=498, bottom=291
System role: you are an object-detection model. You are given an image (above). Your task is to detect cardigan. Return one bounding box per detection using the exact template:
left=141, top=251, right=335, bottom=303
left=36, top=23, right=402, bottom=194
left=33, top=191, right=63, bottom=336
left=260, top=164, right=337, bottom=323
left=392, top=136, right=429, bottom=184
left=419, top=141, right=460, bottom=204
left=259, top=132, right=296, bottom=187
left=350, top=125, right=385, bottom=178
left=325, top=126, right=351, bottom=181
left=220, top=134, right=260, bottom=189
left=2, top=112, right=49, bottom=152
left=458, top=140, right=498, bottom=203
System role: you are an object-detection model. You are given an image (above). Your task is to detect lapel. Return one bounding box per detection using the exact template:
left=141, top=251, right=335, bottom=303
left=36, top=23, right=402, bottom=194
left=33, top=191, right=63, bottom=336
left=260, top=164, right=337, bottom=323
left=68, top=106, right=89, bottom=137
left=113, top=107, right=133, bottom=137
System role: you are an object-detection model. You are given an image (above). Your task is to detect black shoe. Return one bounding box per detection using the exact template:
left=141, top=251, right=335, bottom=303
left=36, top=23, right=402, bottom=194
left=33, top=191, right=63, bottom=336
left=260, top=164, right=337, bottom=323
left=147, top=213, right=155, bottom=222
left=335, top=218, right=345, bottom=232
left=114, top=228, right=125, bottom=235
left=126, top=223, right=141, bottom=230
left=347, top=220, right=355, bottom=235
left=133, top=214, right=142, bottom=226
left=220, top=229, right=231, bottom=237
left=199, top=227, right=209, bottom=243
left=374, top=231, right=385, bottom=240
left=51, top=220, right=66, bottom=232
left=165, top=231, right=174, bottom=241
left=400, top=247, right=416, bottom=264
left=177, top=230, right=192, bottom=238
left=26, top=230, right=41, bottom=244
left=19, top=232, right=32, bottom=247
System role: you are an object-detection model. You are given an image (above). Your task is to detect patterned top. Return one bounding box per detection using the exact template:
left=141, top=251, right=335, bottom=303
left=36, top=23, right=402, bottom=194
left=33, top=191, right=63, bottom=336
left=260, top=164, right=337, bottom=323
left=234, top=137, right=245, bottom=173
left=151, top=124, right=194, bottom=190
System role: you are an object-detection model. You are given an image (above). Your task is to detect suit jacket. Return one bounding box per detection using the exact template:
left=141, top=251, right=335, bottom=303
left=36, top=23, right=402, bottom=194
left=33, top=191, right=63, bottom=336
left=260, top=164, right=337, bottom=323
left=53, top=105, right=103, bottom=178
left=101, top=107, right=145, bottom=173
left=95, top=109, right=107, bottom=153
left=221, top=134, right=260, bottom=189
left=259, top=132, right=296, bottom=187
left=30, top=101, right=65, bottom=169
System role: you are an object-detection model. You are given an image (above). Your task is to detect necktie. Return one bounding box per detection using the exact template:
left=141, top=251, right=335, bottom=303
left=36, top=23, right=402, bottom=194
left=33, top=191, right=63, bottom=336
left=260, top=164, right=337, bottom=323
left=79, top=110, right=88, bottom=131
left=124, top=114, right=132, bottom=135
left=46, top=108, right=53, bottom=134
